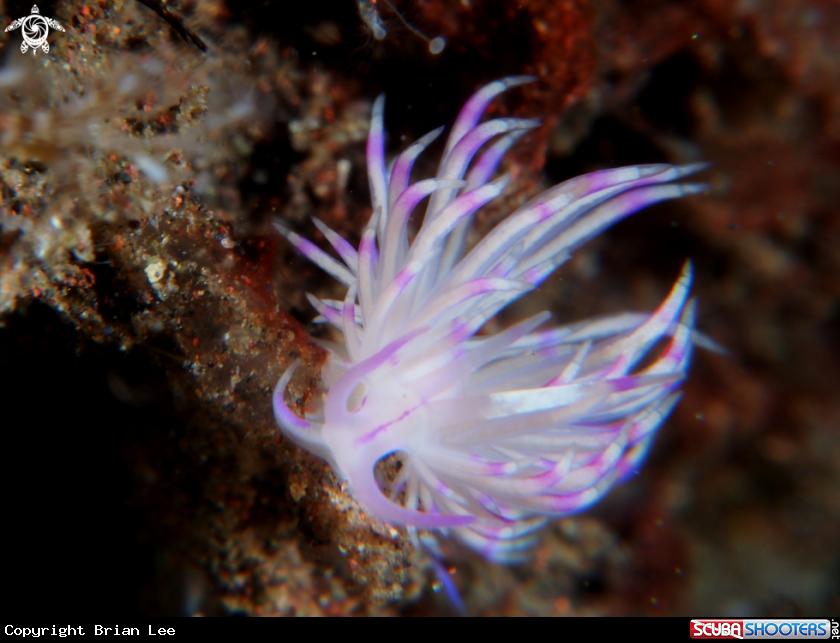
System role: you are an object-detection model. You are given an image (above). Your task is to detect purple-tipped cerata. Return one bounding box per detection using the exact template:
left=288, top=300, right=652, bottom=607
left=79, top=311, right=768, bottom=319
left=274, top=77, right=705, bottom=561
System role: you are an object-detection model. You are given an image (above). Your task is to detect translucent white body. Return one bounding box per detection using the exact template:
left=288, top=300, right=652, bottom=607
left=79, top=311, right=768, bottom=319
left=274, top=77, right=703, bottom=560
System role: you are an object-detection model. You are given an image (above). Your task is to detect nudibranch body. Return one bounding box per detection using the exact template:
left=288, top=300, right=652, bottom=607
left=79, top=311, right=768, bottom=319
left=274, top=77, right=704, bottom=561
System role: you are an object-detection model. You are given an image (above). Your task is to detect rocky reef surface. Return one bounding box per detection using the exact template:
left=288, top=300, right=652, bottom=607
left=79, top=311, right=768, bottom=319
left=1, top=0, right=837, bottom=616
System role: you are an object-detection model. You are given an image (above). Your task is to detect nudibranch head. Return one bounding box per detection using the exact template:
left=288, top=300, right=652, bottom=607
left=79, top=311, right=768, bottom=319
left=274, top=77, right=704, bottom=561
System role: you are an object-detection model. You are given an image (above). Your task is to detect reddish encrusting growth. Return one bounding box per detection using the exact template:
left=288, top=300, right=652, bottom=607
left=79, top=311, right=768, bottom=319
left=414, top=0, right=595, bottom=175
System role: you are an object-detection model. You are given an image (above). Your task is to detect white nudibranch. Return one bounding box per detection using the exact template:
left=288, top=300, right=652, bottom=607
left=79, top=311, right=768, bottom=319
left=274, top=76, right=706, bottom=561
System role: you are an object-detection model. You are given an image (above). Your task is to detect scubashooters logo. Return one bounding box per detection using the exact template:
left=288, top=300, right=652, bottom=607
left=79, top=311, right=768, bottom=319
left=5, top=5, right=65, bottom=54
left=691, top=619, right=832, bottom=639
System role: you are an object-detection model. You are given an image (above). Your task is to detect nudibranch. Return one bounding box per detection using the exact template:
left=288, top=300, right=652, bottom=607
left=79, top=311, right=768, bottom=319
left=274, top=77, right=704, bottom=561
